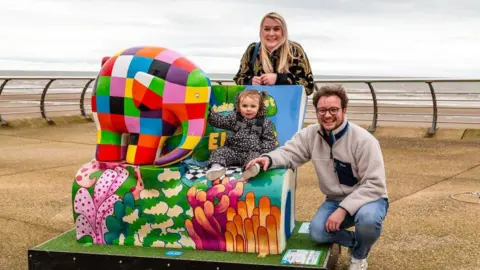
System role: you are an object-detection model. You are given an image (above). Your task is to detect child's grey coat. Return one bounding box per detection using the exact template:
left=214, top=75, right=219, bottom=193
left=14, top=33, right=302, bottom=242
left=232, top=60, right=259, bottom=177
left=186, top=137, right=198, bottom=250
left=206, top=101, right=276, bottom=168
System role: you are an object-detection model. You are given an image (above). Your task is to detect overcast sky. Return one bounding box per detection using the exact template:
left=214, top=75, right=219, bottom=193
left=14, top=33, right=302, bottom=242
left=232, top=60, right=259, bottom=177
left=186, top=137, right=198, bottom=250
left=0, top=0, right=478, bottom=77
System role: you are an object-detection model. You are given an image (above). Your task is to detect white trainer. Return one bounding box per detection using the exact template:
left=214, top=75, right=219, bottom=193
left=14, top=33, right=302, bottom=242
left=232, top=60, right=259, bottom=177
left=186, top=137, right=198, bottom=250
left=242, top=163, right=260, bottom=180
left=348, top=257, right=368, bottom=270
left=205, top=165, right=226, bottom=181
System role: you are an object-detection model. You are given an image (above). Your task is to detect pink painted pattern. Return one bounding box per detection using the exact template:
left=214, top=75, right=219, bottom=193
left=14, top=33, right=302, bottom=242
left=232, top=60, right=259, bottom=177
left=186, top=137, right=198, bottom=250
left=187, top=118, right=206, bottom=136
left=162, top=81, right=186, bottom=104
left=155, top=49, right=181, bottom=64
left=74, top=166, right=129, bottom=244
left=124, top=116, right=140, bottom=133
left=110, top=77, right=127, bottom=97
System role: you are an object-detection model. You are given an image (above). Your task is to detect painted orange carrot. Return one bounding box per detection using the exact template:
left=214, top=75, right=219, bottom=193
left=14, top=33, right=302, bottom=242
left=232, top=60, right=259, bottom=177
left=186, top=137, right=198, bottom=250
left=245, top=192, right=255, bottom=217
left=271, top=205, right=281, bottom=230
left=257, top=226, right=269, bottom=254
left=259, top=197, right=271, bottom=227
left=236, top=235, right=245, bottom=252
left=244, top=218, right=256, bottom=253
left=237, top=201, right=248, bottom=220
left=266, top=214, right=278, bottom=254
left=233, top=214, right=245, bottom=241
left=225, top=231, right=234, bottom=252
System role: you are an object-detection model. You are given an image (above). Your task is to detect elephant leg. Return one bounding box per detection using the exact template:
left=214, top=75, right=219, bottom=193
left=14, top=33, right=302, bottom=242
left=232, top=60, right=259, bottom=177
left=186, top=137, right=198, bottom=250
left=96, top=130, right=123, bottom=161
left=126, top=133, right=161, bottom=165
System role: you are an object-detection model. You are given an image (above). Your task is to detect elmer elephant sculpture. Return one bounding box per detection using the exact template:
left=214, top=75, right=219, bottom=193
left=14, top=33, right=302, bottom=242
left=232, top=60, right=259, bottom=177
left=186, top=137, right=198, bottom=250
left=91, top=46, right=212, bottom=166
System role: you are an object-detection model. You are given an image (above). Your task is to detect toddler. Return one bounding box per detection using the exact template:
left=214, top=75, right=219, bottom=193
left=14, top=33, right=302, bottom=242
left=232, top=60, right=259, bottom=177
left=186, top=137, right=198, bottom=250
left=205, top=89, right=276, bottom=181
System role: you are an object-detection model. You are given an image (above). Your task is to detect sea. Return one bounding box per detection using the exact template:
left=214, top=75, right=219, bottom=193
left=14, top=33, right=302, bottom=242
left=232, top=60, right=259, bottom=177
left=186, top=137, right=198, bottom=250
left=0, top=70, right=479, bottom=108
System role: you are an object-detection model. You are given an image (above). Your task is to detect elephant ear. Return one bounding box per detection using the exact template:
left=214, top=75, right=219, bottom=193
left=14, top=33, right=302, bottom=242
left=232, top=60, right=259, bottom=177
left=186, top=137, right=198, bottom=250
left=132, top=72, right=165, bottom=111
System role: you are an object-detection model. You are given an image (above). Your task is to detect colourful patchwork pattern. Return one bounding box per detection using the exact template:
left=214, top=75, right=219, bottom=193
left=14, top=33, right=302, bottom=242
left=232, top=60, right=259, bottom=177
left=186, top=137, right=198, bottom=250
left=92, top=46, right=212, bottom=166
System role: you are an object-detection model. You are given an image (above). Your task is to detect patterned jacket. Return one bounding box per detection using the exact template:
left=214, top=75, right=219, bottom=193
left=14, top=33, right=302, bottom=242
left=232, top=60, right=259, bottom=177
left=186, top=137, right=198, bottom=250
left=233, top=41, right=316, bottom=96
left=207, top=110, right=277, bottom=154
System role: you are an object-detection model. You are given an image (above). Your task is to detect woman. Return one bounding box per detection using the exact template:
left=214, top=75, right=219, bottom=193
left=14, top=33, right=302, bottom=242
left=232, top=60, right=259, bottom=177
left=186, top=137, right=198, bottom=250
left=233, top=12, right=316, bottom=96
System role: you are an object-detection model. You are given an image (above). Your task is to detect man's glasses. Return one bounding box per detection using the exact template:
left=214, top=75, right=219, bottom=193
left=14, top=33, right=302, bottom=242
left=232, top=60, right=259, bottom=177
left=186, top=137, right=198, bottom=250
left=316, top=107, right=341, bottom=116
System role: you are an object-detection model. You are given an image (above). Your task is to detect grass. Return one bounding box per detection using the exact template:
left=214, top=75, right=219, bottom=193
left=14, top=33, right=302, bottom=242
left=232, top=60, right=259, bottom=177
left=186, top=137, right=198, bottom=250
left=31, top=221, right=331, bottom=268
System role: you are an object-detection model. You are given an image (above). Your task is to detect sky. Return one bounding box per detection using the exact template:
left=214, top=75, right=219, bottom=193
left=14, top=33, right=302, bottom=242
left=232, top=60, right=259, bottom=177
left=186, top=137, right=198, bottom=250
left=0, top=0, right=479, bottom=78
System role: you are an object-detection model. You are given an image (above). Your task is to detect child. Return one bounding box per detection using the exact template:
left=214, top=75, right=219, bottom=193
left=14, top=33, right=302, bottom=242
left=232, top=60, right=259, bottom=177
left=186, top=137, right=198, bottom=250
left=205, top=89, right=277, bottom=181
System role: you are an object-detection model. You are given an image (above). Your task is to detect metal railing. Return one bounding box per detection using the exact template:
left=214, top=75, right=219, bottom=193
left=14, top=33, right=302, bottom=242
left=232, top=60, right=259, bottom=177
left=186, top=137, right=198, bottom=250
left=0, top=76, right=94, bottom=126
left=312, top=79, right=480, bottom=135
left=0, top=76, right=479, bottom=135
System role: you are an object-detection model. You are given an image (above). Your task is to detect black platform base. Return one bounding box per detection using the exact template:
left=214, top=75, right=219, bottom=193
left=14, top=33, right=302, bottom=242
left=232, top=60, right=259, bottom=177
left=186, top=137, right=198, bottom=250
left=28, top=221, right=340, bottom=270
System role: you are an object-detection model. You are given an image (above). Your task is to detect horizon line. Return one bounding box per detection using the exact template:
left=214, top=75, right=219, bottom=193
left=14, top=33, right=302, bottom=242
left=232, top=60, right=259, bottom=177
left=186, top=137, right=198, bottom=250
left=0, top=69, right=438, bottom=79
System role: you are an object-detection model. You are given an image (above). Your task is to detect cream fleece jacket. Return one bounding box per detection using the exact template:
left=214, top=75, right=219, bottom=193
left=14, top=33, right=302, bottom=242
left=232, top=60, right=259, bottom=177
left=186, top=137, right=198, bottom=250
left=265, top=119, right=388, bottom=215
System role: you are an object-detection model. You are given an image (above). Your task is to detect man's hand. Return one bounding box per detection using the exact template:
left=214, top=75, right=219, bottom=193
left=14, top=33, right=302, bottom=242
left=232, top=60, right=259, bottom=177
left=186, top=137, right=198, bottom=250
left=325, top=208, right=347, bottom=232
left=245, top=156, right=270, bottom=171
left=260, top=73, right=277, bottom=85
left=252, top=76, right=262, bottom=85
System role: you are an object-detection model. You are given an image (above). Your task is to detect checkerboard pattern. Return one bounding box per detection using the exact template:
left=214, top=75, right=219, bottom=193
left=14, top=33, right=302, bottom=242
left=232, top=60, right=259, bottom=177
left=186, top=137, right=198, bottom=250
left=91, top=46, right=212, bottom=166
left=184, top=165, right=243, bottom=181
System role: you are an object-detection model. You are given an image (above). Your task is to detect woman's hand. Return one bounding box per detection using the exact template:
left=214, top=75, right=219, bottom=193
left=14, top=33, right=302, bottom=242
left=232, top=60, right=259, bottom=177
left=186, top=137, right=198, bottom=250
left=260, top=73, right=277, bottom=85
left=252, top=76, right=263, bottom=85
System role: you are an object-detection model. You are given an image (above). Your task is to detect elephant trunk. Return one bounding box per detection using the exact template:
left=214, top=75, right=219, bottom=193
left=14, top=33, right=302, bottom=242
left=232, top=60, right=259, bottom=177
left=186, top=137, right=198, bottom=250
left=154, top=117, right=207, bottom=167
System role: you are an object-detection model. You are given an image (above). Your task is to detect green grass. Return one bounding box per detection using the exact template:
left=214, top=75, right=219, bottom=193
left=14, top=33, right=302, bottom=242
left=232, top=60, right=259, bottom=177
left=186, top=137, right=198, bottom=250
left=32, top=221, right=331, bottom=268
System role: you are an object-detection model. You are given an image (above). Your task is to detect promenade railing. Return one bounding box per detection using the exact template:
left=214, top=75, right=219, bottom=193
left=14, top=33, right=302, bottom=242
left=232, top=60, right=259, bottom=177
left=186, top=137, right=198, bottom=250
left=1, top=76, right=479, bottom=135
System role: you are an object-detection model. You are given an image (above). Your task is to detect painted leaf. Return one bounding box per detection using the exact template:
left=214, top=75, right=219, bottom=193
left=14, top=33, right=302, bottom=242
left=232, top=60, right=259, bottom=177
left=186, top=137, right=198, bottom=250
left=95, top=194, right=121, bottom=241
left=104, top=231, right=119, bottom=245
left=123, top=192, right=135, bottom=208
left=115, top=168, right=138, bottom=198
left=106, top=215, right=122, bottom=233
left=77, top=235, right=94, bottom=244
left=100, top=208, right=114, bottom=244
left=113, top=201, right=125, bottom=219
left=75, top=214, right=95, bottom=241
left=94, top=169, right=118, bottom=208
left=107, top=167, right=128, bottom=197
left=74, top=188, right=95, bottom=227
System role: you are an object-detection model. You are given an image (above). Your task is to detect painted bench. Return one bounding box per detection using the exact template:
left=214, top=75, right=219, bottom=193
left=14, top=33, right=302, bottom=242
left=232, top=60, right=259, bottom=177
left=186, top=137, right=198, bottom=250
left=72, top=47, right=308, bottom=255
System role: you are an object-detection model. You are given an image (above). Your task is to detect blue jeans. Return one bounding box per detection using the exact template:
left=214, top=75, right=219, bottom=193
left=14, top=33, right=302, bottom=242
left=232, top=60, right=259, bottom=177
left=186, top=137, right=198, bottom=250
left=309, top=198, right=389, bottom=260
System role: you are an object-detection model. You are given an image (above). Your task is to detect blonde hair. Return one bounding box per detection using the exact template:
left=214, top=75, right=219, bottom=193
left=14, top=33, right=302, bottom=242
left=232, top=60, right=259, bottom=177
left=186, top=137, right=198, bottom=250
left=236, top=89, right=268, bottom=116
left=259, top=12, right=296, bottom=74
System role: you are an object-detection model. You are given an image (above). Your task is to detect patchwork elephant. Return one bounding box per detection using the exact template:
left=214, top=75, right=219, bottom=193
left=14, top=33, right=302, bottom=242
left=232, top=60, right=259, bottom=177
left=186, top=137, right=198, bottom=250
left=91, top=46, right=212, bottom=166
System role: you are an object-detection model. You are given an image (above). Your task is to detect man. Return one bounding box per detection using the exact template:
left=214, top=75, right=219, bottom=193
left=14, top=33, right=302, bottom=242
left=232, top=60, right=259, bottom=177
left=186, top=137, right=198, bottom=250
left=245, top=85, right=388, bottom=270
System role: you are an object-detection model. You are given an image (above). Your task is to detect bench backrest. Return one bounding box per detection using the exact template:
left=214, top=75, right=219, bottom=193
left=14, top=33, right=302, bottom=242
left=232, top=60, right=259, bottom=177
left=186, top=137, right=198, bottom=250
left=163, top=85, right=307, bottom=167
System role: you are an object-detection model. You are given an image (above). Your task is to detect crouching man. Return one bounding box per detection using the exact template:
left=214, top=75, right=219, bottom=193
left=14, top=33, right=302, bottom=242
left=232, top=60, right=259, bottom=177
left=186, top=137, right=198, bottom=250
left=245, top=85, right=389, bottom=270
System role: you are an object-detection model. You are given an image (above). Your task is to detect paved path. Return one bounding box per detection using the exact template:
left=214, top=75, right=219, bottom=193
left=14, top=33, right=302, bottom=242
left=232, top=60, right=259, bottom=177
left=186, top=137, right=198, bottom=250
left=1, top=121, right=479, bottom=270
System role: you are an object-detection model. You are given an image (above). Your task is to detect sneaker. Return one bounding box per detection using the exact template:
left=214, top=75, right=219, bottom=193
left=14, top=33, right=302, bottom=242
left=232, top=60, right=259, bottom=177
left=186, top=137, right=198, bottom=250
left=348, top=257, right=368, bottom=270
left=205, top=166, right=226, bottom=181
left=242, top=163, right=260, bottom=180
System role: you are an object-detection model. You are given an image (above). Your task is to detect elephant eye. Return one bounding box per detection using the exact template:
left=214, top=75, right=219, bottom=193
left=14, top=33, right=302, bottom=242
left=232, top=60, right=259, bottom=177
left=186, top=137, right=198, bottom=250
left=195, top=93, right=200, bottom=98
